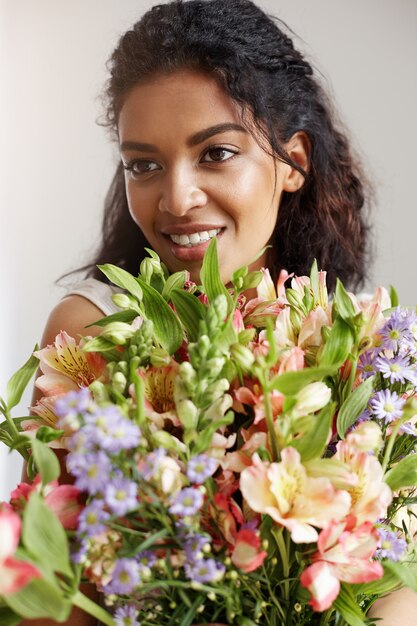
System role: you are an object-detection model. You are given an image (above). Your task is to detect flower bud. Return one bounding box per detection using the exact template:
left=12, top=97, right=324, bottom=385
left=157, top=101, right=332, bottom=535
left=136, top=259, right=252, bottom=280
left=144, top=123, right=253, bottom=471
left=150, top=347, right=172, bottom=367
left=292, top=382, right=331, bottom=417
left=177, top=399, right=199, bottom=429
left=231, top=343, right=255, bottom=371
left=111, top=293, right=136, bottom=310
left=112, top=372, right=127, bottom=394
left=101, top=322, right=134, bottom=345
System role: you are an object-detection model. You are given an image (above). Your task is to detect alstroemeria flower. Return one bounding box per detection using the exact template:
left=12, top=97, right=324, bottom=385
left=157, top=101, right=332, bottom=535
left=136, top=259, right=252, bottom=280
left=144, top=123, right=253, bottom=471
left=135, top=362, right=180, bottom=428
left=10, top=478, right=83, bottom=530
left=240, top=450, right=351, bottom=543
left=0, top=505, right=41, bottom=594
left=335, top=440, right=392, bottom=524
left=234, top=382, right=284, bottom=425
left=298, top=306, right=330, bottom=349
left=231, top=527, right=267, bottom=573
left=34, top=331, right=107, bottom=397
left=300, top=518, right=383, bottom=611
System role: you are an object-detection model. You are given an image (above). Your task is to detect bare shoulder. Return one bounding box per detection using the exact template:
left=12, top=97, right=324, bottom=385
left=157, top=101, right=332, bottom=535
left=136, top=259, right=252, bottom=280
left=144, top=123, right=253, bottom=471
left=41, top=294, right=105, bottom=347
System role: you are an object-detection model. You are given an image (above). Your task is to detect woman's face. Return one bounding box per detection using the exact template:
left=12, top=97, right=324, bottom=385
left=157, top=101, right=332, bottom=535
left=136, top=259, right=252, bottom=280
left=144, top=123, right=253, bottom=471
left=118, top=69, right=296, bottom=284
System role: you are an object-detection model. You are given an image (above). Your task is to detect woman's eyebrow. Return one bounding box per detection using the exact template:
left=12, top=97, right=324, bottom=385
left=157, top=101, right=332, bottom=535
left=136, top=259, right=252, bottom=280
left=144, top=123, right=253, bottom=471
left=120, top=122, right=247, bottom=152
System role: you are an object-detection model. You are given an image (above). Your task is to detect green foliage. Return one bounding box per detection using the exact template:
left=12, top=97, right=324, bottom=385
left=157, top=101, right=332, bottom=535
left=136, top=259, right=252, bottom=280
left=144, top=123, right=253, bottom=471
left=30, top=438, right=61, bottom=485
left=318, top=316, right=354, bottom=368
left=291, top=402, right=335, bottom=461
left=271, top=367, right=335, bottom=395
left=384, top=454, right=417, bottom=490
left=4, top=577, right=71, bottom=622
left=4, top=348, right=39, bottom=412
left=22, top=493, right=73, bottom=579
left=98, top=264, right=143, bottom=301
left=138, top=279, right=183, bottom=354
left=333, top=584, right=367, bottom=626
left=337, top=376, right=375, bottom=438
left=200, top=237, right=233, bottom=313
left=171, top=288, right=207, bottom=342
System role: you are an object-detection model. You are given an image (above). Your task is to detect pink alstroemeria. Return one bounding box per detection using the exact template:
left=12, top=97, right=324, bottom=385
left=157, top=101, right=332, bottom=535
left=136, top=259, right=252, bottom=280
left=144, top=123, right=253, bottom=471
left=300, top=518, right=383, bottom=611
left=0, top=505, right=41, bottom=594
left=10, top=478, right=84, bottom=530
left=240, top=450, right=351, bottom=543
left=335, top=438, right=392, bottom=525
left=25, top=396, right=71, bottom=448
left=34, top=331, right=107, bottom=397
left=234, top=382, right=284, bottom=425
left=231, top=527, right=267, bottom=573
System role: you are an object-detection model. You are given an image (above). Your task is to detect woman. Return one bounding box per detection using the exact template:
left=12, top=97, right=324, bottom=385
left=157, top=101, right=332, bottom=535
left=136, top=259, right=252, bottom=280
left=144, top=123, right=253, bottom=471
left=24, top=0, right=416, bottom=624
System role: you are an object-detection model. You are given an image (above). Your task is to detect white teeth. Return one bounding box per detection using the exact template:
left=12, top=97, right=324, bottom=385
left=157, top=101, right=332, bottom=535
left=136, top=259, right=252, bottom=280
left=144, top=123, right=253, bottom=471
left=169, top=228, right=221, bottom=247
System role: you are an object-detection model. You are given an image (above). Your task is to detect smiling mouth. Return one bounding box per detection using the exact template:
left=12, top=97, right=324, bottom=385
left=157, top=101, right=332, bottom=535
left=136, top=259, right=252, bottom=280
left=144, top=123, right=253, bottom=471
left=168, top=228, right=222, bottom=248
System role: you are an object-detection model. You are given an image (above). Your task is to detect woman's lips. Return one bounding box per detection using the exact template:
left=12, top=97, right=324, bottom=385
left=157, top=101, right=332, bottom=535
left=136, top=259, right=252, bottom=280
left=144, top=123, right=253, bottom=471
left=164, top=227, right=224, bottom=261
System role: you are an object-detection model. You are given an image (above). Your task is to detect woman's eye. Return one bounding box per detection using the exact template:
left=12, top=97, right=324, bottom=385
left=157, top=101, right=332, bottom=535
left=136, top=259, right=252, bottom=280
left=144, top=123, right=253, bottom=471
left=202, top=147, right=237, bottom=163
left=123, top=160, right=160, bottom=176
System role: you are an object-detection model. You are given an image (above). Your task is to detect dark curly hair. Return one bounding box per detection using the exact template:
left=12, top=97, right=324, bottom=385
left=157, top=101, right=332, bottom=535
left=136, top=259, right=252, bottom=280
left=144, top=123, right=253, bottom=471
left=83, top=0, right=372, bottom=292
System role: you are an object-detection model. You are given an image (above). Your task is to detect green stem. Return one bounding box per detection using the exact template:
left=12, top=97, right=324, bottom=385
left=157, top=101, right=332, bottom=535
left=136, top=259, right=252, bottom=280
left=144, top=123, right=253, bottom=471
left=72, top=590, right=116, bottom=626
left=261, top=377, right=280, bottom=462
left=319, top=608, right=333, bottom=626
left=2, top=406, right=30, bottom=461
left=273, top=528, right=289, bottom=600
left=381, top=417, right=404, bottom=473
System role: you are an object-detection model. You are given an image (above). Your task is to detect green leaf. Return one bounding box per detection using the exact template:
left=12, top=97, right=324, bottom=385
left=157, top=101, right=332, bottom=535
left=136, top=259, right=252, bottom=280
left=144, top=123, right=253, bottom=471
left=85, top=309, right=138, bottom=328
left=333, top=584, right=367, bottom=626
left=0, top=606, right=22, bottom=626
left=4, top=577, right=71, bottom=621
left=333, top=278, right=356, bottom=322
left=0, top=416, right=32, bottom=438
left=389, top=285, right=399, bottom=308
left=161, top=271, right=188, bottom=301
left=170, top=289, right=206, bottom=342
left=98, top=264, right=143, bottom=301
left=337, top=376, right=375, bottom=438
left=6, top=347, right=39, bottom=411
left=385, top=455, right=417, bottom=490
left=291, top=402, right=335, bottom=461
left=353, top=567, right=402, bottom=596
left=138, top=279, right=183, bottom=354
left=22, top=493, right=73, bottom=578
left=30, top=438, right=61, bottom=485
left=35, top=426, right=65, bottom=444
left=309, top=258, right=319, bottom=303
left=318, top=316, right=354, bottom=368
left=81, top=336, right=120, bottom=353
left=384, top=560, right=417, bottom=593
left=200, top=237, right=233, bottom=313
left=270, top=366, right=335, bottom=395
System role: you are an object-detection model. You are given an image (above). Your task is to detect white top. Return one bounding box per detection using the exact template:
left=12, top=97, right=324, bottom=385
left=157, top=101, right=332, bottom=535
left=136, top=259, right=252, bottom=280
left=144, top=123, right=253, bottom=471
left=66, top=277, right=122, bottom=316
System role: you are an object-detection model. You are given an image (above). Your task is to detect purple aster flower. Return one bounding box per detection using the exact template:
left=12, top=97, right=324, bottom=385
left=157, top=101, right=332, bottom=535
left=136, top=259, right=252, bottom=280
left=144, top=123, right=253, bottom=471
left=84, top=406, right=141, bottom=453
left=375, top=354, right=416, bottom=385
left=184, top=558, right=225, bottom=583
left=187, top=455, right=218, bottom=484
left=78, top=500, right=110, bottom=537
left=375, top=528, right=407, bottom=561
left=67, top=451, right=111, bottom=494
left=114, top=604, right=140, bottom=626
left=169, top=487, right=204, bottom=517
left=380, top=308, right=413, bottom=352
left=136, top=550, right=157, bottom=569
left=357, top=351, right=377, bottom=380
left=104, top=558, right=141, bottom=595
left=399, top=421, right=417, bottom=436
left=55, top=388, right=93, bottom=418
left=104, top=476, right=138, bottom=515
left=369, top=389, right=406, bottom=423
left=184, top=533, right=211, bottom=563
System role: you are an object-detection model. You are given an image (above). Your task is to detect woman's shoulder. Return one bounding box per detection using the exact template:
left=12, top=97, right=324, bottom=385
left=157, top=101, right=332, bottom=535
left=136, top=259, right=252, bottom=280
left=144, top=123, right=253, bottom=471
left=65, top=277, right=122, bottom=316
left=40, top=278, right=121, bottom=347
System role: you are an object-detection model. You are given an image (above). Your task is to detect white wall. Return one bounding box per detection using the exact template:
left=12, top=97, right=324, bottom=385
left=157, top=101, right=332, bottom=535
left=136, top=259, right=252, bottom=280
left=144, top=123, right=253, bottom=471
left=1, top=0, right=416, bottom=499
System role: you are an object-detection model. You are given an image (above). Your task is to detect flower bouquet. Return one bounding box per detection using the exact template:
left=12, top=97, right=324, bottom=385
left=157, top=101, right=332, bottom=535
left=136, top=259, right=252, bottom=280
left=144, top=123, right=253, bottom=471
left=1, top=239, right=417, bottom=626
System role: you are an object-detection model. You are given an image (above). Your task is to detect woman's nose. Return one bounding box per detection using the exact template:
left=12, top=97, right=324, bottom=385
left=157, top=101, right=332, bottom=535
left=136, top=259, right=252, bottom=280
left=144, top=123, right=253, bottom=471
left=158, top=165, right=208, bottom=216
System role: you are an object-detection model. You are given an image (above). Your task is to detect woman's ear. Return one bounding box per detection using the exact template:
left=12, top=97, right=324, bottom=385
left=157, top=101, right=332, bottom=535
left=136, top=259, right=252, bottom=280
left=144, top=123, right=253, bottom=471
left=282, top=131, right=310, bottom=193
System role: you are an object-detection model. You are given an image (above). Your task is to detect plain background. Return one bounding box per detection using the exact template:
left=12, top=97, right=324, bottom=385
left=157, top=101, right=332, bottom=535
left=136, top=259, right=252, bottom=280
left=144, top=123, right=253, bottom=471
left=1, top=0, right=416, bottom=498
